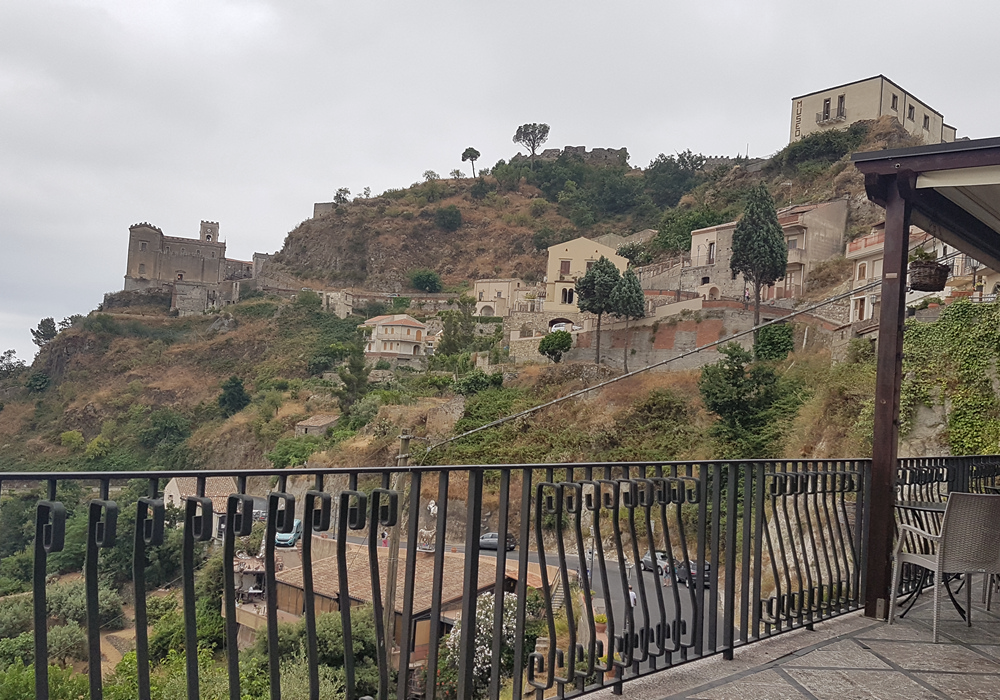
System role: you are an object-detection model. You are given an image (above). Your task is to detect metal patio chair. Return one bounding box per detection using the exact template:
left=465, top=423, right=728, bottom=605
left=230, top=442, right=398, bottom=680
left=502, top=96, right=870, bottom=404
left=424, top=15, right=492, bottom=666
left=889, top=492, right=1000, bottom=642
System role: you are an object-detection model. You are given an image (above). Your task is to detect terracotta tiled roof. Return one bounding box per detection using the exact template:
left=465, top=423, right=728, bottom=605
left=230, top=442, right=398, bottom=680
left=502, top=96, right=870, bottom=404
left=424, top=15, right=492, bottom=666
left=362, top=314, right=427, bottom=329
left=169, top=476, right=237, bottom=514
left=275, top=549, right=510, bottom=615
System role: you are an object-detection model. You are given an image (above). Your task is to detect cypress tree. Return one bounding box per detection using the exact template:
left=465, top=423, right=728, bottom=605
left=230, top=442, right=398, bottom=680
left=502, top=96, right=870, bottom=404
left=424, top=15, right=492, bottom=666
left=730, top=184, right=787, bottom=335
left=576, top=256, right=621, bottom=364
left=610, top=268, right=646, bottom=372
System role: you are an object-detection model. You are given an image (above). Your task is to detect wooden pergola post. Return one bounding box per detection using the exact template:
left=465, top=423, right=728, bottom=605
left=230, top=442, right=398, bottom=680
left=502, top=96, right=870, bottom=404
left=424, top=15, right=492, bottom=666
left=865, top=172, right=913, bottom=618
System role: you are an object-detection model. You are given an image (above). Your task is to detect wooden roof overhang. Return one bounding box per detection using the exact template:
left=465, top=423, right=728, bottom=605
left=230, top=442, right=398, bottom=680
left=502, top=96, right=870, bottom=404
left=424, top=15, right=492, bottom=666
left=853, top=136, right=1000, bottom=270
left=851, top=136, right=1000, bottom=620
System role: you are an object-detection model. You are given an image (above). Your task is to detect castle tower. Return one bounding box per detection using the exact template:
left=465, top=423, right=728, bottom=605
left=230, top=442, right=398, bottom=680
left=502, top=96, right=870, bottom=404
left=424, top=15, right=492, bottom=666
left=200, top=221, right=219, bottom=242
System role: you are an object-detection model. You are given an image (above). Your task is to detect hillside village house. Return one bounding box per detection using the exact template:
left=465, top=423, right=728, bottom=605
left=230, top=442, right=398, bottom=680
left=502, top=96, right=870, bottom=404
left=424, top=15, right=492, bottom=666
left=789, top=75, right=956, bottom=145
left=846, top=222, right=984, bottom=323
left=361, top=314, right=428, bottom=359
left=163, top=476, right=240, bottom=541
left=544, top=237, right=628, bottom=313
left=686, top=199, right=848, bottom=301
left=473, top=278, right=542, bottom=316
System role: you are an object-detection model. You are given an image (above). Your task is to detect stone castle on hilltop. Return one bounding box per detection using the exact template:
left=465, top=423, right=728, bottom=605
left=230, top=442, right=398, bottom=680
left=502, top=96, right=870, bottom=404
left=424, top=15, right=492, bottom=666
left=123, top=221, right=297, bottom=315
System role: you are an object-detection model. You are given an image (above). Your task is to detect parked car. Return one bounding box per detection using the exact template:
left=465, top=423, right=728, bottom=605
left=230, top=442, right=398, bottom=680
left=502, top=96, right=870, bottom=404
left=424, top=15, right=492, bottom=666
left=479, top=532, right=517, bottom=551
left=672, top=557, right=712, bottom=586
left=641, top=550, right=671, bottom=574
left=275, top=519, right=303, bottom=547
left=550, top=323, right=567, bottom=332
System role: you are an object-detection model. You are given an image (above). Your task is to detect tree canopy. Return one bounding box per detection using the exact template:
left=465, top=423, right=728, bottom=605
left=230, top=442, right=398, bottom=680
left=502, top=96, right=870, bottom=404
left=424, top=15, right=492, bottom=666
left=218, top=376, right=250, bottom=416
left=730, top=184, right=787, bottom=330
left=31, top=317, right=57, bottom=347
left=575, top=256, right=621, bottom=364
left=513, top=123, right=550, bottom=167
left=461, top=147, right=481, bottom=177
left=409, top=268, right=442, bottom=293
left=609, top=268, right=645, bottom=371
left=538, top=330, right=572, bottom=363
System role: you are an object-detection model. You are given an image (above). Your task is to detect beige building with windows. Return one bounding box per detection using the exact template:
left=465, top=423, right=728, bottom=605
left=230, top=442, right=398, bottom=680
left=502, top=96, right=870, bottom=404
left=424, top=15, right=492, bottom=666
left=362, top=314, right=428, bottom=359
left=684, top=200, right=848, bottom=301
left=473, top=278, right=543, bottom=316
left=789, top=75, right=956, bottom=145
left=846, top=222, right=981, bottom=323
left=545, top=237, right=628, bottom=312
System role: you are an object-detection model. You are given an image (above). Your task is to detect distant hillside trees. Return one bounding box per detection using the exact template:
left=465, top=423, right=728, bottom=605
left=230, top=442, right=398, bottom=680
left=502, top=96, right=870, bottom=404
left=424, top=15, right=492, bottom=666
left=0, top=349, right=26, bottom=380
left=218, top=376, right=251, bottom=416
left=730, top=184, right=787, bottom=331
left=409, top=268, right=443, bottom=293
left=656, top=206, right=727, bottom=253
left=616, top=241, right=652, bottom=266
left=334, top=187, right=351, bottom=205
left=462, top=147, right=481, bottom=177
left=513, top=123, right=550, bottom=168
left=645, top=150, right=707, bottom=208
left=31, top=317, right=57, bottom=347
left=434, top=205, right=462, bottom=232
left=576, top=256, right=621, bottom=364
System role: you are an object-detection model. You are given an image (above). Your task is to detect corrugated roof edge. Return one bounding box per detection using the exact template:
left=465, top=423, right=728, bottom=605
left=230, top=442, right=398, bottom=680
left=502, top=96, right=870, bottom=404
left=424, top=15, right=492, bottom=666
left=852, top=136, right=1000, bottom=163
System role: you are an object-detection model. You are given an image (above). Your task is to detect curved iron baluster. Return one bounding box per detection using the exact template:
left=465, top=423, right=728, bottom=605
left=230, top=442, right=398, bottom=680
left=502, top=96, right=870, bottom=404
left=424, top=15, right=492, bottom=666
left=265, top=487, right=295, bottom=700
left=134, top=480, right=164, bottom=700
left=336, top=489, right=367, bottom=700
left=303, top=480, right=332, bottom=700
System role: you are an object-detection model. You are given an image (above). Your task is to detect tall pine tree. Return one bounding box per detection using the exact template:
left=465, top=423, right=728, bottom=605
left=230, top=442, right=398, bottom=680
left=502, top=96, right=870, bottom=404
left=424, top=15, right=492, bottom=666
left=575, top=256, right=621, bottom=364
left=609, top=268, right=645, bottom=372
left=730, top=184, right=787, bottom=334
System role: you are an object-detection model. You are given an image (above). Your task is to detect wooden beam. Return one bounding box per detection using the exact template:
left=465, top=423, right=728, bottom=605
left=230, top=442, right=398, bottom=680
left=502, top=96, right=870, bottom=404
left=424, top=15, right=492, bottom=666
left=865, top=174, right=911, bottom=619
left=854, top=146, right=1000, bottom=177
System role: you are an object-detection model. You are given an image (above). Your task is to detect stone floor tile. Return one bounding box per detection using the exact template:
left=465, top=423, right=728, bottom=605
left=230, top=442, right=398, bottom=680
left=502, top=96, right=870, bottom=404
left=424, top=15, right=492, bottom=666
left=913, top=671, right=1000, bottom=700
left=971, top=644, right=1000, bottom=661
left=859, top=640, right=1000, bottom=673
left=854, top=622, right=936, bottom=641
left=785, top=668, right=941, bottom=700
left=781, top=639, right=890, bottom=669
left=689, top=669, right=806, bottom=700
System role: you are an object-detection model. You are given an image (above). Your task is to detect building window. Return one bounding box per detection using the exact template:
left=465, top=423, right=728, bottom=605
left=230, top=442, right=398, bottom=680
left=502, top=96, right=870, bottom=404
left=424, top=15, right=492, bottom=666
left=496, top=290, right=502, bottom=298
left=855, top=297, right=866, bottom=321
left=138, top=264, right=145, bottom=275
left=211, top=252, right=215, bottom=258
left=479, top=291, right=484, bottom=300
left=891, top=94, right=898, bottom=110
left=837, top=94, right=845, bottom=118
left=206, top=234, right=212, bottom=242
left=787, top=238, right=798, bottom=249
left=561, top=288, right=574, bottom=304
left=923, top=114, right=930, bottom=130
left=140, top=241, right=147, bottom=251
left=176, top=273, right=184, bottom=281
left=857, top=262, right=867, bottom=280
left=908, top=105, right=915, bottom=121
left=707, top=241, right=716, bottom=264
left=822, top=98, right=831, bottom=121
left=560, top=260, right=570, bottom=275
left=196, top=249, right=201, bottom=255
left=406, top=328, right=410, bottom=335
left=701, top=276, right=710, bottom=285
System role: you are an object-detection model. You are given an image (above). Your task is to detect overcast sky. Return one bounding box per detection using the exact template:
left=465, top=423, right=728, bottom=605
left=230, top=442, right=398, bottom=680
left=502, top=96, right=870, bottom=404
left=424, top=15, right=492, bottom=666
left=1, top=0, right=996, bottom=362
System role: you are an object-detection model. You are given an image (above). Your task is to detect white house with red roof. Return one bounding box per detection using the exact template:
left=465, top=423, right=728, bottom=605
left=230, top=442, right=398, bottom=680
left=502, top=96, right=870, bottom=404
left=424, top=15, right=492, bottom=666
left=361, top=314, right=429, bottom=359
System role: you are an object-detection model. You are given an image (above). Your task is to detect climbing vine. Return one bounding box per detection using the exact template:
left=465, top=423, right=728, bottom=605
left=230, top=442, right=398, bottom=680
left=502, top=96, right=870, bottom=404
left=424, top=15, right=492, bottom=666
left=900, top=299, right=1000, bottom=454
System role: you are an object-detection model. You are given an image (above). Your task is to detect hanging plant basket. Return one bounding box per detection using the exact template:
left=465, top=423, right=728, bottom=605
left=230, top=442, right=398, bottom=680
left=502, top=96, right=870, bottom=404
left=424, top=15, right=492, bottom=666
left=909, top=260, right=949, bottom=292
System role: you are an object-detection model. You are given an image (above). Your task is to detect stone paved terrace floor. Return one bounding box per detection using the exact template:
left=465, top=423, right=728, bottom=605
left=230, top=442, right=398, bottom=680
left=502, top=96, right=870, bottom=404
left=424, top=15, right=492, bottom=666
left=588, top=576, right=1000, bottom=700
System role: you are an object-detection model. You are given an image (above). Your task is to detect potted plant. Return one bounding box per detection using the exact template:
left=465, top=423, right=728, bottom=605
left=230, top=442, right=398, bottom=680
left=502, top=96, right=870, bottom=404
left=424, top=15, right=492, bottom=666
left=908, top=247, right=949, bottom=292
left=594, top=613, right=607, bottom=634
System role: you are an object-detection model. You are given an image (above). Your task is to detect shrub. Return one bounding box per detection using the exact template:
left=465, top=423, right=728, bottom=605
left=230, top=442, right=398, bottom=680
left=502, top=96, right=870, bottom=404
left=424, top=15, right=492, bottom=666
left=60, top=430, right=85, bottom=451
left=434, top=205, right=462, bottom=232
left=218, top=376, right=251, bottom=416
left=452, top=369, right=504, bottom=396
left=470, top=177, right=492, bottom=200
left=267, top=435, right=323, bottom=468
left=409, top=269, right=443, bottom=293
left=84, top=436, right=112, bottom=461
left=374, top=359, right=391, bottom=370
left=24, top=372, right=50, bottom=393
left=529, top=198, right=549, bottom=218
left=755, top=324, right=795, bottom=361
left=538, top=331, right=572, bottom=363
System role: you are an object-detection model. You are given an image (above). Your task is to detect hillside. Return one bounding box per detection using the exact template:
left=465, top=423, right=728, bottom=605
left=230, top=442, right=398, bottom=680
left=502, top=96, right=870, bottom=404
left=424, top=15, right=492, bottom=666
left=272, top=116, right=922, bottom=294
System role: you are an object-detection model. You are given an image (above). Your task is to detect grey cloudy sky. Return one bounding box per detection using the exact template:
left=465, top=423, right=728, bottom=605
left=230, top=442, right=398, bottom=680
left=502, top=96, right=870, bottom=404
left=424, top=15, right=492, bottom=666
left=2, top=0, right=997, bottom=361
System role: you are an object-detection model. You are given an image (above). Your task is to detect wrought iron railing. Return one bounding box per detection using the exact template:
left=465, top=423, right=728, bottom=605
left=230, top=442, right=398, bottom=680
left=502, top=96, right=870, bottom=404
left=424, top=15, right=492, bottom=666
left=1, top=459, right=869, bottom=700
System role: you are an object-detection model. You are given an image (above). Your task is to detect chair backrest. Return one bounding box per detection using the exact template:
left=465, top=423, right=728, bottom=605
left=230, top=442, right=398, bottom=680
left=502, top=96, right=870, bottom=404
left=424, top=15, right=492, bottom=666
left=939, top=493, right=1000, bottom=573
